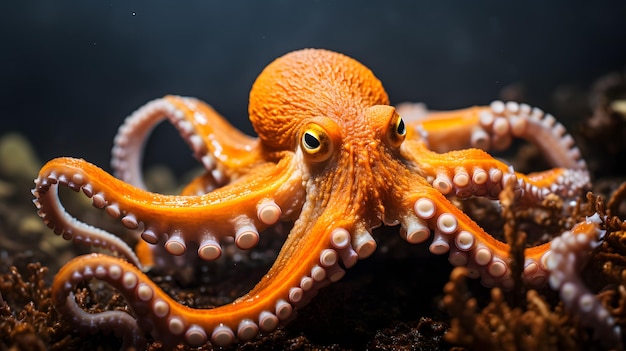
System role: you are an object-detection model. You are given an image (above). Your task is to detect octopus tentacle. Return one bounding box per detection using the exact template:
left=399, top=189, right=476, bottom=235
left=33, top=154, right=304, bottom=262
left=398, top=182, right=551, bottom=288
left=54, top=279, right=147, bottom=350
left=178, top=171, right=224, bottom=196
left=402, top=138, right=589, bottom=203
left=31, top=173, right=142, bottom=267
left=111, top=95, right=262, bottom=189
left=401, top=102, right=591, bottom=201
left=546, top=214, right=622, bottom=349
left=52, top=198, right=360, bottom=348
left=403, top=100, right=587, bottom=170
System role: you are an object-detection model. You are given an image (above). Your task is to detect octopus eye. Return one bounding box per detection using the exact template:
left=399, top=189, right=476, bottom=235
left=387, top=112, right=406, bottom=148
left=301, top=124, right=334, bottom=162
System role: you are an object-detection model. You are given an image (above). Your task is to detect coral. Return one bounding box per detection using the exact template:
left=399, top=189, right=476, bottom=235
left=443, top=185, right=626, bottom=350
left=442, top=180, right=582, bottom=350
left=443, top=267, right=579, bottom=351
left=0, top=263, right=61, bottom=350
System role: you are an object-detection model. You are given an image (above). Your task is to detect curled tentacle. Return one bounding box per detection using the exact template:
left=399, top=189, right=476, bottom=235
left=53, top=278, right=147, bottom=350
left=479, top=100, right=586, bottom=170
left=33, top=154, right=304, bottom=263
left=546, top=214, right=622, bottom=350
left=52, top=197, right=364, bottom=348
left=404, top=100, right=587, bottom=170
left=31, top=171, right=141, bottom=267
left=111, top=95, right=262, bottom=189
left=402, top=101, right=590, bottom=200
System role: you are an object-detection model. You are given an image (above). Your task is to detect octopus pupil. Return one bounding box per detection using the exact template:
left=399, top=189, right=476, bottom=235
left=397, top=119, right=406, bottom=136
left=304, top=132, right=321, bottom=149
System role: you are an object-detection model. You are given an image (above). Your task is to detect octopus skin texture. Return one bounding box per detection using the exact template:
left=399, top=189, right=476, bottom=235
left=31, top=48, right=616, bottom=348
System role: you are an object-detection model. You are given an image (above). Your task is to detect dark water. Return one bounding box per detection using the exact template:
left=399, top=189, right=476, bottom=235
left=1, top=1, right=625, bottom=173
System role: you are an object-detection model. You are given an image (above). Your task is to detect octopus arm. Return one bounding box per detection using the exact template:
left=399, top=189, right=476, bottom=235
left=52, top=198, right=353, bottom=347
left=398, top=179, right=551, bottom=288
left=33, top=153, right=304, bottom=263
left=403, top=101, right=587, bottom=171
left=111, top=95, right=262, bottom=189
left=402, top=138, right=589, bottom=202
left=546, top=217, right=622, bottom=349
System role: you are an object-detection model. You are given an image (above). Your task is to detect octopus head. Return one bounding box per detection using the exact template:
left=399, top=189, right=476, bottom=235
left=248, top=49, right=395, bottom=161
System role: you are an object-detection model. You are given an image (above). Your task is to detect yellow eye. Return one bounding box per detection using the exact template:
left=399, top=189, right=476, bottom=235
left=387, top=112, right=406, bottom=148
left=300, top=123, right=334, bottom=162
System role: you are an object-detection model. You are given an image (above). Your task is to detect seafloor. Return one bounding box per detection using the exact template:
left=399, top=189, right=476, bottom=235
left=1, top=70, right=626, bottom=351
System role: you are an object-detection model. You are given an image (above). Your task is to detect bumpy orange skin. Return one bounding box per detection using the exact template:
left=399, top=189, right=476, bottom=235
left=249, top=49, right=389, bottom=151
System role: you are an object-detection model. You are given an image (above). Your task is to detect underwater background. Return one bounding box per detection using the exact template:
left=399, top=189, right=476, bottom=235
left=2, top=2, right=626, bottom=350
left=2, top=1, right=626, bottom=173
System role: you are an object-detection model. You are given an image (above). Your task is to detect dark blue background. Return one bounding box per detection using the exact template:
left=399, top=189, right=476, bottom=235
left=2, top=1, right=625, bottom=173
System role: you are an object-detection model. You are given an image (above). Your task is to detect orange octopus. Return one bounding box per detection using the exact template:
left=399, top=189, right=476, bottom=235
left=32, top=49, right=613, bottom=348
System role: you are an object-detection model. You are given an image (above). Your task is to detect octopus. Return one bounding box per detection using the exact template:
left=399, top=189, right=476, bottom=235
left=31, top=49, right=618, bottom=348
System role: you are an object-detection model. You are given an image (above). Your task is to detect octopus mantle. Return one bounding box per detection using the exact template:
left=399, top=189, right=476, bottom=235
left=31, top=49, right=620, bottom=348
